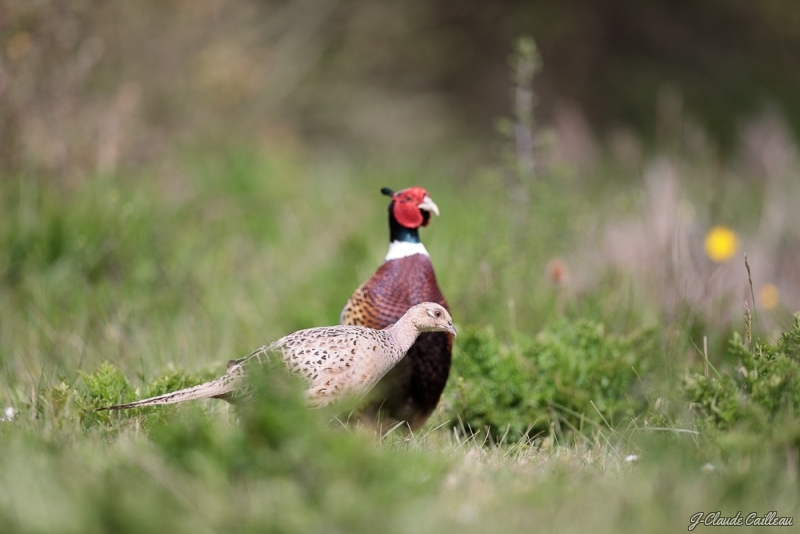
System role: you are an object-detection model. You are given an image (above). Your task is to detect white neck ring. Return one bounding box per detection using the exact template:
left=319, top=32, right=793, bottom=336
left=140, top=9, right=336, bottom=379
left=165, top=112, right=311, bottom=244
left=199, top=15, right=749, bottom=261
left=384, top=241, right=429, bottom=261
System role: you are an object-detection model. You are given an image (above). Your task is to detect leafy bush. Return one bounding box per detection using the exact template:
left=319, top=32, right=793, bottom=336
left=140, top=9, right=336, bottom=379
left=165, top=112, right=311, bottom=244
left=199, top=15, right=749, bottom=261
left=441, top=319, right=658, bottom=441
left=79, top=362, right=137, bottom=409
left=683, top=313, right=800, bottom=448
left=33, top=362, right=216, bottom=430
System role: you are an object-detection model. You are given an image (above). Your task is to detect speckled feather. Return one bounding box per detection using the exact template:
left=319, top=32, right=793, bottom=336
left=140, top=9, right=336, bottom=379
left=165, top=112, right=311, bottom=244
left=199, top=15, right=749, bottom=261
left=242, top=325, right=404, bottom=407
left=97, top=303, right=455, bottom=411
left=341, top=253, right=453, bottom=429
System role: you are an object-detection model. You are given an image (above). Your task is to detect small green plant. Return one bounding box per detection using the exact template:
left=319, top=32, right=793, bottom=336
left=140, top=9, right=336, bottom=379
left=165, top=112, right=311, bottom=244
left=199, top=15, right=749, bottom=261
left=683, top=313, right=800, bottom=447
left=79, top=362, right=136, bottom=408
left=441, top=320, right=658, bottom=442
left=31, top=362, right=219, bottom=430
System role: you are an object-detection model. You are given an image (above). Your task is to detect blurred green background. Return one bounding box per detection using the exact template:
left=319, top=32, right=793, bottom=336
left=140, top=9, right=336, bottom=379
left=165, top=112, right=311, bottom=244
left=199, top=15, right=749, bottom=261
left=3, top=0, right=799, bottom=327
left=4, top=0, right=800, bottom=165
left=2, top=1, right=800, bottom=533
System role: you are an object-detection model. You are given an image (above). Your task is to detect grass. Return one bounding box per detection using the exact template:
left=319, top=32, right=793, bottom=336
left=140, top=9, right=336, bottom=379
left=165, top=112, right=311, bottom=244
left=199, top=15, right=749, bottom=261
left=1, top=146, right=799, bottom=533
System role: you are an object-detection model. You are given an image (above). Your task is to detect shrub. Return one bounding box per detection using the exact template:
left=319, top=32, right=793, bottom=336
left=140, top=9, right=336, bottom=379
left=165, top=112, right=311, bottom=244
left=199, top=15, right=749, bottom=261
left=32, top=362, right=216, bottom=430
left=440, top=319, right=658, bottom=442
left=683, top=313, right=800, bottom=447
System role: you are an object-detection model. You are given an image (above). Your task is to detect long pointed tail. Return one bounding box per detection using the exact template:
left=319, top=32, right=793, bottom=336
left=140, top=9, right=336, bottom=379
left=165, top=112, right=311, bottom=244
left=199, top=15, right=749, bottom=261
left=95, top=367, right=241, bottom=411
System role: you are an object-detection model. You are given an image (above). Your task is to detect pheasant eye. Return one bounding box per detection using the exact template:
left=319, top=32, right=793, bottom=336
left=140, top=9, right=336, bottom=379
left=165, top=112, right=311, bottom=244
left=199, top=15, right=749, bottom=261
left=434, top=311, right=441, bottom=318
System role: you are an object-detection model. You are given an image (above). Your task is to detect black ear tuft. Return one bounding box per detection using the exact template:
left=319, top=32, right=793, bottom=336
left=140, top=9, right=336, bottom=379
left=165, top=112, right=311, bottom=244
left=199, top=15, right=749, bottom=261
left=380, top=187, right=394, bottom=197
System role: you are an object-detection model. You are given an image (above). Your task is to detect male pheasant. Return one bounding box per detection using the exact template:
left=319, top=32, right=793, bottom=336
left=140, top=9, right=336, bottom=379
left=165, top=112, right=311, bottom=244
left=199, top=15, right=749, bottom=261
left=97, top=303, right=456, bottom=411
left=340, top=186, right=451, bottom=430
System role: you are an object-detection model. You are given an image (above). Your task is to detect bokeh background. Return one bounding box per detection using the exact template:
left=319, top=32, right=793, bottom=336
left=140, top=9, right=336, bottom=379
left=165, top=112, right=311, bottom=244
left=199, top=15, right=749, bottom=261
left=4, top=0, right=799, bottom=345
left=5, top=0, right=800, bottom=162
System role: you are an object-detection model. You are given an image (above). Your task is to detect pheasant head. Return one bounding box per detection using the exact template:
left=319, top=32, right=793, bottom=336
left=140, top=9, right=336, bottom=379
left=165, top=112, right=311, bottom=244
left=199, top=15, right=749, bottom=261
left=401, top=302, right=457, bottom=337
left=381, top=187, right=440, bottom=244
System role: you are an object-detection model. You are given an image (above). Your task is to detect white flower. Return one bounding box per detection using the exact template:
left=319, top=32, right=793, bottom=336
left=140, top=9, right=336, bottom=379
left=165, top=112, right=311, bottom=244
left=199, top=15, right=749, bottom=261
left=3, top=407, right=15, bottom=421
left=624, top=454, right=639, bottom=463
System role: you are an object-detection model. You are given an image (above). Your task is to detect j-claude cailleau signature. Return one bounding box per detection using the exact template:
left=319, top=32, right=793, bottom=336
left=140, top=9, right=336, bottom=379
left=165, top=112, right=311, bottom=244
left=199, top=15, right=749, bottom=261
left=688, top=511, right=793, bottom=531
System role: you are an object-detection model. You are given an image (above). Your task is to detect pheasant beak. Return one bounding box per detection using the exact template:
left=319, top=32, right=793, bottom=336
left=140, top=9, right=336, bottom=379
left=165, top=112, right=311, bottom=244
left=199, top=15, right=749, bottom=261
left=445, top=322, right=457, bottom=337
left=418, top=195, right=440, bottom=217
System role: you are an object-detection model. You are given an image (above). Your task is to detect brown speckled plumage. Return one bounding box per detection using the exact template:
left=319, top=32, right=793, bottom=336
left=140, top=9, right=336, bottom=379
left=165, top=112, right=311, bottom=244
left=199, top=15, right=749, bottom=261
left=97, top=303, right=456, bottom=411
left=341, top=187, right=453, bottom=430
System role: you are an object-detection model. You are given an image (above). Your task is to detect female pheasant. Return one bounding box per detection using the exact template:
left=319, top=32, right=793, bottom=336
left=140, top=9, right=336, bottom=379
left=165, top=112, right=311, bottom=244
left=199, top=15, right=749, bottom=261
left=340, top=186, right=451, bottom=430
left=96, top=303, right=456, bottom=411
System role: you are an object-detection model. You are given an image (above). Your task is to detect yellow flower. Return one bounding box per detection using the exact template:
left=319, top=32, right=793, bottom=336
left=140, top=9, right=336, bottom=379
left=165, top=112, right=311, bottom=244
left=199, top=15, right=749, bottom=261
left=759, top=283, right=780, bottom=310
left=704, top=226, right=739, bottom=263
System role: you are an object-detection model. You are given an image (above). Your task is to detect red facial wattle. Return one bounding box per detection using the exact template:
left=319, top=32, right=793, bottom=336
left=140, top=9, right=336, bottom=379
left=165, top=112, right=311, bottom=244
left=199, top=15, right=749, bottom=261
left=391, top=187, right=430, bottom=229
